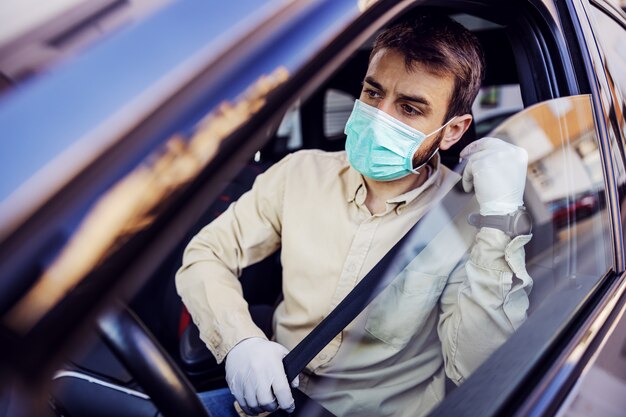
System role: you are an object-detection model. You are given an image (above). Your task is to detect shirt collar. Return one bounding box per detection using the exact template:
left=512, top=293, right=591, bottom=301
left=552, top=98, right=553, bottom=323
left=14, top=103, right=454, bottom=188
left=345, top=165, right=364, bottom=204
left=345, top=153, right=445, bottom=207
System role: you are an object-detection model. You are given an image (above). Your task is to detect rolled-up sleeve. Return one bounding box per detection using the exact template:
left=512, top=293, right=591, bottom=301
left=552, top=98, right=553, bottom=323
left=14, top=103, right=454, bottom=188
left=175, top=154, right=292, bottom=363
left=437, top=227, right=533, bottom=384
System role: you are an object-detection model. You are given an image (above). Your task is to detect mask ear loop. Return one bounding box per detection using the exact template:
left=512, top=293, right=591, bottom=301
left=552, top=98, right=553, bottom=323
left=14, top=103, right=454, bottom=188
left=408, top=116, right=457, bottom=174
left=410, top=148, right=440, bottom=174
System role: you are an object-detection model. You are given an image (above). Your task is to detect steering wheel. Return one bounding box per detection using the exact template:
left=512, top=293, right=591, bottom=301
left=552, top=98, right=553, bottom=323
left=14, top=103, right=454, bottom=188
left=97, top=305, right=212, bottom=417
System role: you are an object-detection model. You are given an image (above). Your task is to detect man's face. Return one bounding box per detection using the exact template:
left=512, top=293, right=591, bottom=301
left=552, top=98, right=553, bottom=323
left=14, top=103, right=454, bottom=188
left=359, top=48, right=455, bottom=167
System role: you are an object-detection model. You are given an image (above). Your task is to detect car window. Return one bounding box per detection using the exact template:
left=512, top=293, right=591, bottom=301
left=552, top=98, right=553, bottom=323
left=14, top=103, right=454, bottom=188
left=168, top=9, right=614, bottom=417
left=299, top=95, right=612, bottom=417
left=472, top=84, right=524, bottom=137
left=277, top=102, right=304, bottom=151
left=2, top=66, right=292, bottom=333
left=324, top=89, right=356, bottom=138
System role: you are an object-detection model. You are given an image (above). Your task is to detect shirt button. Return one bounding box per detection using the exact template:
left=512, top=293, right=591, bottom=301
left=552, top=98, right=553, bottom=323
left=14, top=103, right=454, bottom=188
left=318, top=353, right=327, bottom=360
left=346, top=264, right=356, bottom=272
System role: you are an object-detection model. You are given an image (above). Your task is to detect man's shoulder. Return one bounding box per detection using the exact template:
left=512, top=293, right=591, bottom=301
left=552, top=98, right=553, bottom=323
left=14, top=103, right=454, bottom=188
left=273, top=150, right=352, bottom=193
left=283, top=149, right=349, bottom=171
left=289, top=149, right=347, bottom=162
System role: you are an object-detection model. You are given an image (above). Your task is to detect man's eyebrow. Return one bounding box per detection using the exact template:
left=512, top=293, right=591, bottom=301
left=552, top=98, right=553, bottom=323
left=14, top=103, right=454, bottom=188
left=363, top=76, right=384, bottom=91
left=364, top=76, right=432, bottom=111
left=397, top=93, right=431, bottom=109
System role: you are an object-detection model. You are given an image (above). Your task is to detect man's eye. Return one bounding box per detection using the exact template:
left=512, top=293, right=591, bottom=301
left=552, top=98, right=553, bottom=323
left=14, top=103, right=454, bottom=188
left=401, top=104, right=421, bottom=116
left=364, top=89, right=381, bottom=99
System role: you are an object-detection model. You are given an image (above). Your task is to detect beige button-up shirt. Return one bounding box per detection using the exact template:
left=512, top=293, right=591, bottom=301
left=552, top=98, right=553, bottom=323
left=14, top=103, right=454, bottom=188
left=176, top=150, right=532, bottom=417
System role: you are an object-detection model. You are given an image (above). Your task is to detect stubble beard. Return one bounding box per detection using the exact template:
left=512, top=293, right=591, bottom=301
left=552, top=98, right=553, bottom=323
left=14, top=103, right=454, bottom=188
left=412, top=132, right=443, bottom=169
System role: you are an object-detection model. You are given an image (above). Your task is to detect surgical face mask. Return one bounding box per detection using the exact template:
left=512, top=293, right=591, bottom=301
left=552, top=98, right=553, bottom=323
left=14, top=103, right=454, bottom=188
left=344, top=99, right=453, bottom=182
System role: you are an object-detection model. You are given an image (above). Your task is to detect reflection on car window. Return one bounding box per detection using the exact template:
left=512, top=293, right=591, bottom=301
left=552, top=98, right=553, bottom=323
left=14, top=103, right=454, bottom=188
left=489, top=95, right=611, bottom=296
left=3, top=67, right=289, bottom=333
left=304, top=95, right=611, bottom=416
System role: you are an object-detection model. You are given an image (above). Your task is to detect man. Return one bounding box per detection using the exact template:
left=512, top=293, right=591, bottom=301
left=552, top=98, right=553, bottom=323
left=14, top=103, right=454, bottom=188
left=176, top=13, right=532, bottom=417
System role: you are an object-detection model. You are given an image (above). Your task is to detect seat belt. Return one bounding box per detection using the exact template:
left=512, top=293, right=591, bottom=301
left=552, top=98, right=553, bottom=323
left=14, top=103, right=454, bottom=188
left=283, top=179, right=477, bottom=382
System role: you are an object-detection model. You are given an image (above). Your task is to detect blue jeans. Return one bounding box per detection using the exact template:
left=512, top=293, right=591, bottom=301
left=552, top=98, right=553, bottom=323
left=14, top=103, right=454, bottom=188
left=198, top=387, right=240, bottom=417
left=198, top=388, right=293, bottom=417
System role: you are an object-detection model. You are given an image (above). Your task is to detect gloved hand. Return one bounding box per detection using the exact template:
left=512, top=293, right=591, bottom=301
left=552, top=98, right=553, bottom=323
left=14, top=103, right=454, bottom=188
left=460, top=137, right=528, bottom=215
left=225, top=337, right=299, bottom=415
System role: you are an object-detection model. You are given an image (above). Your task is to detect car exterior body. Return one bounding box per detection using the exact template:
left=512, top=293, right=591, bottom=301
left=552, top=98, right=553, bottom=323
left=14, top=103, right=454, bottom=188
left=549, top=193, right=599, bottom=228
left=1, top=0, right=626, bottom=416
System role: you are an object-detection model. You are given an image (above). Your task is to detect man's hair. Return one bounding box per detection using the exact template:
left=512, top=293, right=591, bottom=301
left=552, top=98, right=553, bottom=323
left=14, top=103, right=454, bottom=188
left=371, top=13, right=485, bottom=121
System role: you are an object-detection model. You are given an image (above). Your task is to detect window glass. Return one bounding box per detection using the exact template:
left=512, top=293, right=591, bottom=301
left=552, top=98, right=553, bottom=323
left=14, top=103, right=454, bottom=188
left=488, top=96, right=612, bottom=301
left=301, top=95, right=612, bottom=417
left=472, top=84, right=523, bottom=137
left=277, top=102, right=303, bottom=150
left=3, top=66, right=291, bottom=333
left=324, top=89, right=356, bottom=138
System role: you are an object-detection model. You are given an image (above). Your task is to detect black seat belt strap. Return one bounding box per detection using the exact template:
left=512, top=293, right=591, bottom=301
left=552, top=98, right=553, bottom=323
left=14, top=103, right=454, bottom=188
left=283, top=180, right=471, bottom=382
left=283, top=224, right=415, bottom=382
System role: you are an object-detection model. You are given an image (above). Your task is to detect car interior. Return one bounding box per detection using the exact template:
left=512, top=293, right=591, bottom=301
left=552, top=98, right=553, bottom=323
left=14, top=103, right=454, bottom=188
left=47, top=4, right=611, bottom=417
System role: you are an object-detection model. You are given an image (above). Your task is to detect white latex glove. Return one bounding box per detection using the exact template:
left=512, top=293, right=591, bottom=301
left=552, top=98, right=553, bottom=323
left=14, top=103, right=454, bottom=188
left=460, top=137, right=528, bottom=215
left=225, top=337, right=299, bottom=415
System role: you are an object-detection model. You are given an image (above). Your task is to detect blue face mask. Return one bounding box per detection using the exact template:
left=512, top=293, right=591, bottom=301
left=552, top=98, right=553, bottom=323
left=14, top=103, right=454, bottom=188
left=344, top=99, right=453, bottom=182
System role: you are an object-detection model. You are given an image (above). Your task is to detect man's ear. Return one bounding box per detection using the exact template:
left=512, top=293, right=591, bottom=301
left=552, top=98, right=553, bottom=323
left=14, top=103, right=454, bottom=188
left=439, top=114, right=473, bottom=150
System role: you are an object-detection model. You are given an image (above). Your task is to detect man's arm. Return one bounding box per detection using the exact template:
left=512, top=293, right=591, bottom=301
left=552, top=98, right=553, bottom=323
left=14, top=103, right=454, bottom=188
left=437, top=228, right=532, bottom=384
left=175, top=154, right=292, bottom=363
left=437, top=137, right=533, bottom=384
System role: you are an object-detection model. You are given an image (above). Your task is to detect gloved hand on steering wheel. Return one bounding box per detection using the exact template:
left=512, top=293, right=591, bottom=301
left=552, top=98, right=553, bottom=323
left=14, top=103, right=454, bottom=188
left=225, top=337, right=299, bottom=416
left=460, top=137, right=528, bottom=215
